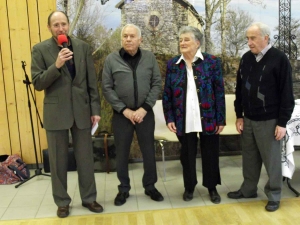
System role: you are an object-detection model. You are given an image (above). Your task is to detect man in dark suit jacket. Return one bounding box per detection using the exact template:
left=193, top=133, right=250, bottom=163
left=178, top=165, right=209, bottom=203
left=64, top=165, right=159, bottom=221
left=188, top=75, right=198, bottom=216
left=102, top=24, right=163, bottom=206
left=31, top=11, right=103, bottom=218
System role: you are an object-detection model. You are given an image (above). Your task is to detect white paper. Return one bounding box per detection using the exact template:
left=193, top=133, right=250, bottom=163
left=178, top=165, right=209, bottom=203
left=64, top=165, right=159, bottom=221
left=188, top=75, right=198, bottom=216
left=91, top=123, right=98, bottom=135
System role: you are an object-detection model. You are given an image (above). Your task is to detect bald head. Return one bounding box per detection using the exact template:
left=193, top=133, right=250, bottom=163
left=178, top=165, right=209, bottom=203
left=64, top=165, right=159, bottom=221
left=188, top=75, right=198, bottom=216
left=48, top=11, right=69, bottom=26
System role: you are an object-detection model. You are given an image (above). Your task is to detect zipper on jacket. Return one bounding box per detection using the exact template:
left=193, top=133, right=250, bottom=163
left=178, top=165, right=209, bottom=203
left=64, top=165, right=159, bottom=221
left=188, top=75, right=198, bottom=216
left=123, top=54, right=141, bottom=109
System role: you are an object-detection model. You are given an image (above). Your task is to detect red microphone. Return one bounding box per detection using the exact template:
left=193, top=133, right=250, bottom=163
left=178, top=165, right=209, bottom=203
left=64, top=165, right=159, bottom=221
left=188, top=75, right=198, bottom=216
left=57, top=34, right=73, bottom=64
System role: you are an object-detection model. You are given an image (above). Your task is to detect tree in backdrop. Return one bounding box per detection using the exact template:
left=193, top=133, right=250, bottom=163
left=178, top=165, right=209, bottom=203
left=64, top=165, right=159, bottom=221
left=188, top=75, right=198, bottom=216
left=204, top=0, right=222, bottom=54
left=215, top=8, right=254, bottom=58
left=204, top=0, right=265, bottom=54
left=295, top=28, right=300, bottom=59
left=220, top=0, right=230, bottom=60
left=213, top=8, right=254, bottom=76
left=57, top=0, right=112, bottom=48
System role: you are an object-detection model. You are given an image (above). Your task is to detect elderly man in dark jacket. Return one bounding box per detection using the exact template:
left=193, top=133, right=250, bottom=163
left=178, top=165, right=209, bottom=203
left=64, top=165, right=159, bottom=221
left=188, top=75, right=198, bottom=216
left=227, top=22, right=294, bottom=212
left=102, top=24, right=163, bottom=206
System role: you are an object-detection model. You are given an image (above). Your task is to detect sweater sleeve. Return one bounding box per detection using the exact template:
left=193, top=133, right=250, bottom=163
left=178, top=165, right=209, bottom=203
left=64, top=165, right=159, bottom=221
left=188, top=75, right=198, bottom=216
left=143, top=52, right=162, bottom=109
left=277, top=52, right=295, bottom=127
left=101, top=53, right=127, bottom=113
left=234, top=59, right=244, bottom=119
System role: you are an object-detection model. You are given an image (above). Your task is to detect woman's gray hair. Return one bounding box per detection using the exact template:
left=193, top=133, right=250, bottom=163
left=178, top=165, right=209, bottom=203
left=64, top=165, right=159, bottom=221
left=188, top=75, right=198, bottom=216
left=121, top=24, right=142, bottom=38
left=178, top=26, right=203, bottom=45
left=247, top=22, right=271, bottom=38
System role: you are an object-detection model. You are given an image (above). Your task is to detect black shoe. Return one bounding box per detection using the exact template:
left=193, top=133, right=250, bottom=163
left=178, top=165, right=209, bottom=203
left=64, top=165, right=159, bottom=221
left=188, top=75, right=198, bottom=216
left=209, top=189, right=221, bottom=204
left=114, top=192, right=129, bottom=206
left=145, top=188, right=164, bottom=201
left=227, top=190, right=257, bottom=199
left=183, top=190, right=193, bottom=201
left=265, top=201, right=280, bottom=212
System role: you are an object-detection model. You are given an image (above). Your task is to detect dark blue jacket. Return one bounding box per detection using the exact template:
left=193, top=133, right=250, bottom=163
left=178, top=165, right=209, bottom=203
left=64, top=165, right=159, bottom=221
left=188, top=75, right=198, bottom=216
left=162, top=53, right=225, bottom=136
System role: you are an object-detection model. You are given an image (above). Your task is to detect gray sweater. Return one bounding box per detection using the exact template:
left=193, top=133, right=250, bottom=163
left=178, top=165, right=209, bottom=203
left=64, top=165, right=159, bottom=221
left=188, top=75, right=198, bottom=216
left=102, top=49, right=162, bottom=113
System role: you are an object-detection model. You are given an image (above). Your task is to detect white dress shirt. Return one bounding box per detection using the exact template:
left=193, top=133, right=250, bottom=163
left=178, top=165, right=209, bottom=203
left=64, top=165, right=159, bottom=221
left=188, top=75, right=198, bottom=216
left=176, top=49, right=203, bottom=133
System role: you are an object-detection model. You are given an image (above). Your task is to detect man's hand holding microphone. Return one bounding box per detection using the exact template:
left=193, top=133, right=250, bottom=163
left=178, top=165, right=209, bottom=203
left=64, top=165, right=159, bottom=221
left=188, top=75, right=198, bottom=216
left=56, top=34, right=73, bottom=68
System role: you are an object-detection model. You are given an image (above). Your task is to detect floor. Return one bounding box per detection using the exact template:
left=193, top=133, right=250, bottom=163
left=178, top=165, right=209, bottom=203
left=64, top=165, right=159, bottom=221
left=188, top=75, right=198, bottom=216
left=1, top=151, right=300, bottom=221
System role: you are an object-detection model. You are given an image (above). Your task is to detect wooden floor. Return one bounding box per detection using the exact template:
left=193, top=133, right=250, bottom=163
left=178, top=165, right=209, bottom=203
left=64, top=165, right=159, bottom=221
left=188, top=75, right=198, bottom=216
left=2, top=154, right=300, bottom=224
left=1, top=198, right=300, bottom=225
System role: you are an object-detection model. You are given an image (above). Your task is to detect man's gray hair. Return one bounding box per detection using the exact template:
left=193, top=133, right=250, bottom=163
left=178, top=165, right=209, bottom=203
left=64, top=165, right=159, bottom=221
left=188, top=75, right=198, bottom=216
left=121, top=24, right=142, bottom=38
left=178, top=26, right=203, bottom=45
left=247, top=22, right=271, bottom=38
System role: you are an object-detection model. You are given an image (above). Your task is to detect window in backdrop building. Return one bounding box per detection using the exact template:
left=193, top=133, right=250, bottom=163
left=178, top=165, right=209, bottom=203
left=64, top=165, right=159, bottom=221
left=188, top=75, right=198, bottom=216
left=149, top=15, right=159, bottom=28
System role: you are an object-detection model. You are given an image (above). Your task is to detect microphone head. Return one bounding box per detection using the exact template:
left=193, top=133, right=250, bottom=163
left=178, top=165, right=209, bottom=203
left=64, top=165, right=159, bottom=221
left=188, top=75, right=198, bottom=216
left=57, top=34, right=68, bottom=45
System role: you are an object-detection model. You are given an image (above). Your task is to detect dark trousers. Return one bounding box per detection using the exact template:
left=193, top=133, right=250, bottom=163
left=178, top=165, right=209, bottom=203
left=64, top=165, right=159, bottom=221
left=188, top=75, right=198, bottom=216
left=177, top=133, right=221, bottom=192
left=112, top=110, right=158, bottom=192
left=46, top=123, right=97, bottom=207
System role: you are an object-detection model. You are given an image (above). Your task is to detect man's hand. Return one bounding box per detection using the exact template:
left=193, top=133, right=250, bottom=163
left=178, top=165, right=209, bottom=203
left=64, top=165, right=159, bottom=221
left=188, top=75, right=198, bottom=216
left=236, top=118, right=244, bottom=134
left=132, top=107, right=147, bottom=123
left=123, top=108, right=148, bottom=124
left=275, top=125, right=286, bottom=140
left=55, top=48, right=73, bottom=68
left=123, top=108, right=136, bottom=124
left=91, top=115, right=101, bottom=128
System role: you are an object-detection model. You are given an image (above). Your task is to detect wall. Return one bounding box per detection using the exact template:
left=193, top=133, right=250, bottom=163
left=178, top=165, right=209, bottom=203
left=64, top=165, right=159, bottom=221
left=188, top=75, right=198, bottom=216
left=0, top=0, right=56, bottom=164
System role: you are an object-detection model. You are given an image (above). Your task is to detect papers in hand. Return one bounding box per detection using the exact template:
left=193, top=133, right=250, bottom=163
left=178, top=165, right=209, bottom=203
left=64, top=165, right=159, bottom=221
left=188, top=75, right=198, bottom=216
left=91, top=123, right=98, bottom=135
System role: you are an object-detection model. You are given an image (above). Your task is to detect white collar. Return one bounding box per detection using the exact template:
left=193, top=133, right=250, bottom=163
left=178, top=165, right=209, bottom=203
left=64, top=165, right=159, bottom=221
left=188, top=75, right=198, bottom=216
left=176, top=48, right=204, bottom=64
left=260, top=43, right=272, bottom=56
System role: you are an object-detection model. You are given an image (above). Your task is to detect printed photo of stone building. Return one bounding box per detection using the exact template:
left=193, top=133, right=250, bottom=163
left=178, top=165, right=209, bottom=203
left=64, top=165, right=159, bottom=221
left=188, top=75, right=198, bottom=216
left=116, top=0, right=205, bottom=55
